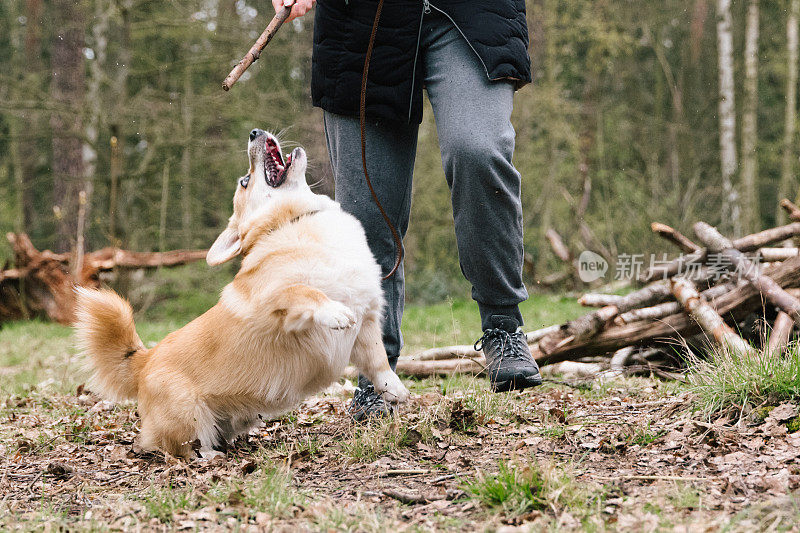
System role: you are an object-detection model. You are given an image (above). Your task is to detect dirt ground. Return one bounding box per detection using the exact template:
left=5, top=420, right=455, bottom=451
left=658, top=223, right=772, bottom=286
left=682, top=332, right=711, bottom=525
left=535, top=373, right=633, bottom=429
left=2, top=375, right=800, bottom=531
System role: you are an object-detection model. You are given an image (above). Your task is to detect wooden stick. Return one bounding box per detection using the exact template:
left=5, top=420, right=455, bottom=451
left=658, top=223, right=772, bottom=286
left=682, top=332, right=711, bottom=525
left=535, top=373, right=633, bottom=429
left=380, top=469, right=429, bottom=477
left=642, top=221, right=800, bottom=281
left=671, top=277, right=754, bottom=354
left=590, top=475, right=709, bottom=482
left=222, top=2, right=295, bottom=91
left=759, top=247, right=799, bottom=261
left=694, top=222, right=800, bottom=326
left=538, top=305, right=619, bottom=355
left=578, top=293, right=623, bottom=307
left=541, top=281, right=679, bottom=354
left=780, top=198, right=800, bottom=221
left=395, top=357, right=485, bottom=378
left=651, top=222, right=700, bottom=253
left=537, top=254, right=800, bottom=365
left=545, top=228, right=572, bottom=263
left=615, top=280, right=742, bottom=325
left=382, top=489, right=444, bottom=504
left=767, top=312, right=794, bottom=353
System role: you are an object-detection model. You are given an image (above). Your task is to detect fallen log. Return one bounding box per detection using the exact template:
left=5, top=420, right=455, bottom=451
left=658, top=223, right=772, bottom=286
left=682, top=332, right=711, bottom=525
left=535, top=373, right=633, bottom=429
left=759, top=247, right=799, bottom=262
left=694, top=222, right=800, bottom=326
left=541, top=361, right=604, bottom=379
left=614, top=280, right=744, bottom=325
left=396, top=357, right=485, bottom=378
left=534, top=254, right=800, bottom=365
left=578, top=293, right=623, bottom=307
left=411, top=325, right=559, bottom=361
left=671, top=277, right=754, bottom=354
left=543, top=280, right=678, bottom=353
left=767, top=312, right=794, bottom=353
left=651, top=222, right=700, bottom=253
left=1, top=233, right=208, bottom=324
left=642, top=222, right=800, bottom=281
left=538, top=305, right=619, bottom=355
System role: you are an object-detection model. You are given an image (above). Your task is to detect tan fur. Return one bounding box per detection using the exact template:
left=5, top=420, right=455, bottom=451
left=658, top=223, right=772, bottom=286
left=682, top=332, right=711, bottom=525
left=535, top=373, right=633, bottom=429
left=74, top=133, right=409, bottom=460
left=74, top=287, right=147, bottom=401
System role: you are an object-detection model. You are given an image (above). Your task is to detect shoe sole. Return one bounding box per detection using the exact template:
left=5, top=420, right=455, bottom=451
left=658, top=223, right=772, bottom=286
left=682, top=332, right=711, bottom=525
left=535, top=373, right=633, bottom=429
left=349, top=404, right=394, bottom=423
left=491, top=373, right=543, bottom=393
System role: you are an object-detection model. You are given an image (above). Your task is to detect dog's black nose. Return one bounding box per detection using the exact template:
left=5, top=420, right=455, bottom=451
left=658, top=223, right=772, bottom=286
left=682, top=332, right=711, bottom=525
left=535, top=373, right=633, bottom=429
left=249, top=129, right=260, bottom=141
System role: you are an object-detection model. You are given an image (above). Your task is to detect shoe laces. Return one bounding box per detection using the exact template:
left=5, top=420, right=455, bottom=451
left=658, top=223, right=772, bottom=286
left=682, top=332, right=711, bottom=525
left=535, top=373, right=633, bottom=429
left=351, top=383, right=386, bottom=412
left=474, top=328, right=526, bottom=359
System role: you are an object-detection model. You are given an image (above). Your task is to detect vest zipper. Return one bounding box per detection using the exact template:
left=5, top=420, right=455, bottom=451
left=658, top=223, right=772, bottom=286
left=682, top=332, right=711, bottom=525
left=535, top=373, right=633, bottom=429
left=407, top=1, right=427, bottom=122
left=428, top=4, right=490, bottom=80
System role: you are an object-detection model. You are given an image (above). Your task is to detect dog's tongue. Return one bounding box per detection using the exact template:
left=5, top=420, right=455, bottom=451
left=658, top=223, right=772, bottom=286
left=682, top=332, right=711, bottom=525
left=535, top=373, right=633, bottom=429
left=265, top=139, right=286, bottom=187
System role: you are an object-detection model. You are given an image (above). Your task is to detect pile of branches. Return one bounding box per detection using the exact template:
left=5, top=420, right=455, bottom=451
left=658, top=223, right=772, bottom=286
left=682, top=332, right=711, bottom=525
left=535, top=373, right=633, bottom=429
left=0, top=233, right=207, bottom=324
left=396, top=200, right=800, bottom=379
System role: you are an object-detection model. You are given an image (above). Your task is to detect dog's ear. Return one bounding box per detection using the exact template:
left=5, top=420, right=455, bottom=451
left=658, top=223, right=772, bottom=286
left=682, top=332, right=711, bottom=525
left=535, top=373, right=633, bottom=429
left=207, top=227, right=241, bottom=266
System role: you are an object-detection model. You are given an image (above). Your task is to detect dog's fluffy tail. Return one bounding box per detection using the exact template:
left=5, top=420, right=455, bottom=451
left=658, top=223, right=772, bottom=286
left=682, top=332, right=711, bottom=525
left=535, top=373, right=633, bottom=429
left=74, top=287, right=147, bottom=401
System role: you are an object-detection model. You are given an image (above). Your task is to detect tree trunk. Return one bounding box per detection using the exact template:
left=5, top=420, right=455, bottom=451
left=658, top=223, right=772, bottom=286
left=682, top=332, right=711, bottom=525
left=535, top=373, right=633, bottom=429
left=18, top=0, right=44, bottom=231
left=181, top=59, right=194, bottom=244
left=159, top=161, right=171, bottom=255
left=716, top=0, right=740, bottom=235
left=780, top=0, right=800, bottom=220
left=109, top=0, right=131, bottom=247
left=9, top=119, right=25, bottom=234
left=741, top=0, right=760, bottom=233
left=82, top=0, right=112, bottom=249
left=50, top=0, right=86, bottom=253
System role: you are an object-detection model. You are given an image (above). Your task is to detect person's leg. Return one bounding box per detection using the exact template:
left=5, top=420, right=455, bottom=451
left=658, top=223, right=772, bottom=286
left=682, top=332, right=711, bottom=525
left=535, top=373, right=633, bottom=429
left=323, top=112, right=418, bottom=414
left=421, top=11, right=540, bottom=392
left=421, top=11, right=527, bottom=330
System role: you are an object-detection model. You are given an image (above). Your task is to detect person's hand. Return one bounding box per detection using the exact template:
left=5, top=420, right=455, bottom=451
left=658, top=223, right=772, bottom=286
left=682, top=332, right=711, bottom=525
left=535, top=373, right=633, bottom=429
left=272, top=0, right=316, bottom=22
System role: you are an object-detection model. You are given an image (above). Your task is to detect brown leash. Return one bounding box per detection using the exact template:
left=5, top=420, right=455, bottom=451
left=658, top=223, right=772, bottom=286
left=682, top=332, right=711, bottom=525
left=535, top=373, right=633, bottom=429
left=360, top=0, right=403, bottom=280
left=223, top=0, right=402, bottom=279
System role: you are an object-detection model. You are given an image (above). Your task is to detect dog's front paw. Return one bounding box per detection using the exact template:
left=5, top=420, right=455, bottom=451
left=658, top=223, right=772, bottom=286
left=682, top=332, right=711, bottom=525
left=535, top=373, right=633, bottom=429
left=373, top=371, right=410, bottom=404
left=315, top=301, right=357, bottom=330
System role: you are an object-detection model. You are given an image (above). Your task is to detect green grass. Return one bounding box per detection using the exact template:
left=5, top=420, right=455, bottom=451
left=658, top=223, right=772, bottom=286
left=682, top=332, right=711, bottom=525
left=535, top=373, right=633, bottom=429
left=0, top=320, right=78, bottom=395
left=464, top=459, right=600, bottom=521
left=143, top=483, right=196, bottom=523
left=687, top=343, right=800, bottom=415
left=627, top=420, right=665, bottom=446
left=466, top=461, right=549, bottom=515
left=141, top=466, right=302, bottom=524
left=668, top=484, right=702, bottom=511
left=401, top=294, right=583, bottom=354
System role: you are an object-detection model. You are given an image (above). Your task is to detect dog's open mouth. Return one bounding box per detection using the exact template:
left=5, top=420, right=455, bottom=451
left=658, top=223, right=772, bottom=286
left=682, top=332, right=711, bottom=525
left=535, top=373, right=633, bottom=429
left=265, top=138, right=292, bottom=188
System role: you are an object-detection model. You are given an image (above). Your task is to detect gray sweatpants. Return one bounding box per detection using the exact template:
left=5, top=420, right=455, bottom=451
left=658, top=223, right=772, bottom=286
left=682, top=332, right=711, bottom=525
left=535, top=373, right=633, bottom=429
left=323, top=10, right=527, bottom=368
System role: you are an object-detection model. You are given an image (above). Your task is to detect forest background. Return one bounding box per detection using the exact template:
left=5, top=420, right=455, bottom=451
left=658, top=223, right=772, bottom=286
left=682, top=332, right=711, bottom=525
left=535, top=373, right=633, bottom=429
left=1, top=0, right=797, bottom=304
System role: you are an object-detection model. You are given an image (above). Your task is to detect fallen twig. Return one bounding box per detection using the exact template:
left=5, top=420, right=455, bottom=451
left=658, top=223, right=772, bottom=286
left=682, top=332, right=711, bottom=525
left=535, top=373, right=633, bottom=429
left=380, top=469, right=429, bottom=477
left=382, top=489, right=444, bottom=504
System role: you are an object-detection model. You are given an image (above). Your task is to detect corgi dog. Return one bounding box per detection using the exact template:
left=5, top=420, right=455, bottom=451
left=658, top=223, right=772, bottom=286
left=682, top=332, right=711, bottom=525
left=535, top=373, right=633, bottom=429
left=75, top=129, right=409, bottom=459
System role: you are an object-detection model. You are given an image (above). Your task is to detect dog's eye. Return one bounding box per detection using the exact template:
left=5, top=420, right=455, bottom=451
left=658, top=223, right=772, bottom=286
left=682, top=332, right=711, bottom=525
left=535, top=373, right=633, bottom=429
left=239, top=175, right=250, bottom=189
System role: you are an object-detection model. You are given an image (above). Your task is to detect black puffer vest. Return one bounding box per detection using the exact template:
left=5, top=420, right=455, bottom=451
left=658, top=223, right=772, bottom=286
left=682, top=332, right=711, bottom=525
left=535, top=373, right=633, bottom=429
left=311, top=0, right=531, bottom=124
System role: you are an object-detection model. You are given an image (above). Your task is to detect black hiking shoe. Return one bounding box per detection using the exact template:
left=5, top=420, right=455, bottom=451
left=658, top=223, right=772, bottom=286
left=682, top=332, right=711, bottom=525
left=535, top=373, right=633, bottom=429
left=474, top=315, right=542, bottom=392
left=348, top=378, right=393, bottom=422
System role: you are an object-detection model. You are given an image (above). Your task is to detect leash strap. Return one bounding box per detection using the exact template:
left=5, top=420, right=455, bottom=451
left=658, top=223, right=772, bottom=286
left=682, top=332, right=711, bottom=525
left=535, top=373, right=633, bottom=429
left=360, top=0, right=403, bottom=281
